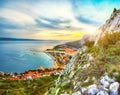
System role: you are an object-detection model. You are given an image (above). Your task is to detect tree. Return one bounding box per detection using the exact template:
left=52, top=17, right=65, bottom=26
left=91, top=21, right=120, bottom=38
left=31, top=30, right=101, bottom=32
left=113, top=8, right=117, bottom=12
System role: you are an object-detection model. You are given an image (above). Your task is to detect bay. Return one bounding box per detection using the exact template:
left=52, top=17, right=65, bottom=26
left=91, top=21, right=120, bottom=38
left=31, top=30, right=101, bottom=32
left=0, top=40, right=65, bottom=73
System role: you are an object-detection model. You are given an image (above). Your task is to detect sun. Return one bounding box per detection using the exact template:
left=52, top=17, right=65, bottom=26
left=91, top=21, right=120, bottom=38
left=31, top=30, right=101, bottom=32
left=73, top=32, right=87, bottom=38
left=74, top=33, right=82, bottom=37
left=86, top=27, right=97, bottom=35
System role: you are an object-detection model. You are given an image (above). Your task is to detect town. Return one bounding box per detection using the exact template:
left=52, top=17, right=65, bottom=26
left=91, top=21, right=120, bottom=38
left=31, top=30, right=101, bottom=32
left=0, top=46, right=77, bottom=81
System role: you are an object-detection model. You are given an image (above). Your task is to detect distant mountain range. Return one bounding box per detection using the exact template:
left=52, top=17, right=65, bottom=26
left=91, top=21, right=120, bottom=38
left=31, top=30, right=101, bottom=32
left=0, top=37, right=43, bottom=41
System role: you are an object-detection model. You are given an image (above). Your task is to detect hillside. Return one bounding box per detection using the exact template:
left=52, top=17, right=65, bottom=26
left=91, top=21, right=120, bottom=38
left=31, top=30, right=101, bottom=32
left=53, top=34, right=91, bottom=49
left=100, top=8, right=120, bottom=33
left=0, top=8, right=120, bottom=95
left=60, top=9, right=120, bottom=48
left=0, top=75, right=58, bottom=95
left=95, top=8, right=120, bottom=44
left=47, top=9, right=120, bottom=95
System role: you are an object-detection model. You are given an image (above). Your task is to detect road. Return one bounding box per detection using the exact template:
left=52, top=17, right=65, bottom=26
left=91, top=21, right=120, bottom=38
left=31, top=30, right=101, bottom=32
left=45, top=50, right=73, bottom=55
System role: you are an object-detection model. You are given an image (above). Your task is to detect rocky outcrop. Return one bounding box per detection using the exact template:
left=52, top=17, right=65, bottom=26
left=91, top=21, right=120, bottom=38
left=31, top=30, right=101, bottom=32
left=94, top=9, right=120, bottom=44
left=46, top=8, right=120, bottom=95
left=80, top=74, right=119, bottom=95
left=65, top=9, right=120, bottom=46
left=100, top=9, right=120, bottom=33
left=46, top=47, right=120, bottom=95
left=109, top=82, right=120, bottom=95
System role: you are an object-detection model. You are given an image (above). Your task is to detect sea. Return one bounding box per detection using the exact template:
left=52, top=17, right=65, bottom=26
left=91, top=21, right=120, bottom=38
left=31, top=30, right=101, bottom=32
left=0, top=40, right=65, bottom=73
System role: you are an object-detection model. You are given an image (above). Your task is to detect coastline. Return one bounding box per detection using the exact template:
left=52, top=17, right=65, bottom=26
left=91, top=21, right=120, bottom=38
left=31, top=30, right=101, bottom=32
left=0, top=44, right=76, bottom=80
left=0, top=67, right=63, bottom=80
left=0, top=52, right=63, bottom=81
left=44, top=51, right=56, bottom=65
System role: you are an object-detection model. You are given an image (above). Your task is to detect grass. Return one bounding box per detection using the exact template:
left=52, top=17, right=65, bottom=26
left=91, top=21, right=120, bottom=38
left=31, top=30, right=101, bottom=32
left=48, top=32, right=120, bottom=94
left=2, top=32, right=119, bottom=95
left=87, top=33, right=120, bottom=81
left=0, top=75, right=58, bottom=95
left=81, top=78, right=94, bottom=87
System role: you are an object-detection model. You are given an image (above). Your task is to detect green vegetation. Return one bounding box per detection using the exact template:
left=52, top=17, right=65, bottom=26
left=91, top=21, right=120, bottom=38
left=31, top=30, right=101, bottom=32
left=65, top=40, right=82, bottom=48
left=0, top=75, right=58, bottom=95
left=80, top=31, right=120, bottom=87
left=47, top=31, right=120, bottom=94
left=98, top=32, right=120, bottom=49
left=83, top=40, right=94, bottom=47
left=81, top=78, right=94, bottom=87
left=88, top=32, right=120, bottom=81
left=1, top=32, right=120, bottom=95
left=113, top=8, right=117, bottom=12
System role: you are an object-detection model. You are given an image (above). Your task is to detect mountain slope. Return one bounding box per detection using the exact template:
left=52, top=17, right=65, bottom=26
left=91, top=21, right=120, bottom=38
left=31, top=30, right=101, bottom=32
left=95, top=9, right=120, bottom=44
left=53, top=9, right=120, bottom=49
left=100, top=8, right=120, bottom=33
left=47, top=9, right=120, bottom=95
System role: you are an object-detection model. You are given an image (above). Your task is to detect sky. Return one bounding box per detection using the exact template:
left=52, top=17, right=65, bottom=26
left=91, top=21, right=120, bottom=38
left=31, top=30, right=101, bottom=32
left=0, top=0, right=120, bottom=40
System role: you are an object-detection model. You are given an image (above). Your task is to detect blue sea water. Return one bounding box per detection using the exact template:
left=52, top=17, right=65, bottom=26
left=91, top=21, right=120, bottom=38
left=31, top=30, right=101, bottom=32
left=0, top=41, right=65, bottom=73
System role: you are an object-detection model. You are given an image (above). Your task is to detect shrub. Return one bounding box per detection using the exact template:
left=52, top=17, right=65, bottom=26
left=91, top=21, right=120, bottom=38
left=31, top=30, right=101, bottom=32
left=0, top=75, right=58, bottom=95
left=113, top=8, right=117, bottom=12
left=115, top=72, right=120, bottom=82
left=87, top=46, right=100, bottom=55
left=83, top=40, right=94, bottom=47
left=98, top=32, right=120, bottom=48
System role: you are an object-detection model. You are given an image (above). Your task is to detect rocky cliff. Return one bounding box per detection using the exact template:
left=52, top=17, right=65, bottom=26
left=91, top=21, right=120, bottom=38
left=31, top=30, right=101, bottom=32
left=46, top=9, right=120, bottom=95
left=46, top=47, right=120, bottom=95
left=100, top=9, right=120, bottom=33
left=94, top=9, right=120, bottom=44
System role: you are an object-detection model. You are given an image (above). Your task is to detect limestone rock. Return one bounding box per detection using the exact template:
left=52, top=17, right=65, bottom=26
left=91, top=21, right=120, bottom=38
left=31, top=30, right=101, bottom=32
left=87, top=84, right=99, bottom=95
left=81, top=87, right=87, bottom=94
left=72, top=91, right=82, bottom=95
left=100, top=78, right=110, bottom=88
left=109, top=82, right=119, bottom=95
left=96, top=90, right=109, bottom=95
left=104, top=75, right=115, bottom=83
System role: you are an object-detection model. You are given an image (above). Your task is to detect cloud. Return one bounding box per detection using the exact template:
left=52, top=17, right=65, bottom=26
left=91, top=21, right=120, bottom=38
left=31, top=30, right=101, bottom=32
left=76, top=16, right=101, bottom=26
left=0, top=29, right=11, bottom=37
left=28, top=29, right=86, bottom=40
left=39, top=17, right=71, bottom=25
left=71, top=0, right=120, bottom=26
left=36, top=19, right=60, bottom=30
left=36, top=17, right=71, bottom=30
left=0, top=17, right=24, bottom=29
left=1, top=0, right=119, bottom=40
left=0, top=8, right=36, bottom=26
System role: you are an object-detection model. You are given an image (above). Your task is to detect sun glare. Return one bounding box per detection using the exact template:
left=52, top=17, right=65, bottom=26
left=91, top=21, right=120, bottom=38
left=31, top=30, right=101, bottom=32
left=86, top=27, right=97, bottom=35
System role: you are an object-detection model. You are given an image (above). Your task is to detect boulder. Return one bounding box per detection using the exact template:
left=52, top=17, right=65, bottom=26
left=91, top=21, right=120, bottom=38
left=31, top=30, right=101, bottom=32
left=87, top=84, right=99, bottom=95
left=81, top=87, right=87, bottom=94
left=74, top=85, right=77, bottom=89
left=96, top=90, right=109, bottom=95
left=61, top=92, right=69, bottom=95
left=100, top=78, right=110, bottom=88
left=104, top=75, right=115, bottom=82
left=72, top=91, right=82, bottom=95
left=109, top=82, right=119, bottom=95
left=61, top=94, right=69, bottom=95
